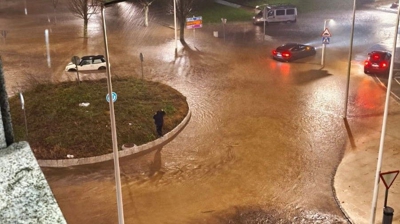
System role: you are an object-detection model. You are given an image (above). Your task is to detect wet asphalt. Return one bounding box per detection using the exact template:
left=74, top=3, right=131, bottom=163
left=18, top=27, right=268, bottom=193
left=1, top=0, right=400, bottom=223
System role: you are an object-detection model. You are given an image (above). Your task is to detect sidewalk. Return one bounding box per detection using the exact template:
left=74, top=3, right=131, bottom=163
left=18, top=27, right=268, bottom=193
left=333, top=3, right=400, bottom=224
left=334, top=108, right=400, bottom=224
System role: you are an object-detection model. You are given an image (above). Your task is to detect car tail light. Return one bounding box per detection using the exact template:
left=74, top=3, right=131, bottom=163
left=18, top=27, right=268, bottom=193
left=272, top=50, right=277, bottom=56
left=282, top=51, right=291, bottom=58
left=364, top=60, right=371, bottom=66
left=380, top=61, right=388, bottom=68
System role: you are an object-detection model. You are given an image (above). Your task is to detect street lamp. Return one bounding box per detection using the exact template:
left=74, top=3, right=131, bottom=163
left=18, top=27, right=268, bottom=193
left=173, top=0, right=177, bottom=52
left=101, top=1, right=127, bottom=224
left=344, top=0, right=356, bottom=119
left=321, top=19, right=334, bottom=67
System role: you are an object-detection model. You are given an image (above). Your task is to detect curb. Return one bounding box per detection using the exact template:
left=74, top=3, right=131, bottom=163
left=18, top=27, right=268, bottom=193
left=37, top=109, right=192, bottom=167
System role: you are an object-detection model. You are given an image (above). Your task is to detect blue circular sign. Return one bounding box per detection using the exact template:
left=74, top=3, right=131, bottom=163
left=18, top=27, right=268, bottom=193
left=106, top=92, right=117, bottom=103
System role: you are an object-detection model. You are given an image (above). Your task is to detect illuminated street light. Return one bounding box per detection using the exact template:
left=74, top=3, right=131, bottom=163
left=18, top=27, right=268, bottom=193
left=100, top=1, right=127, bottom=224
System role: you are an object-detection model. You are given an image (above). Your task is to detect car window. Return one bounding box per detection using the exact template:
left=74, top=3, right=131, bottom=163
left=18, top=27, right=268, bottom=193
left=286, top=9, right=295, bottom=15
left=291, top=46, right=300, bottom=51
left=276, top=10, right=285, bottom=16
left=93, top=58, right=103, bottom=64
left=268, top=10, right=273, bottom=17
left=81, top=59, right=91, bottom=65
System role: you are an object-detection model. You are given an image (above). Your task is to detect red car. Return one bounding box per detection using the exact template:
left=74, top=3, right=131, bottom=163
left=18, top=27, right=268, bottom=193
left=364, top=51, right=391, bottom=75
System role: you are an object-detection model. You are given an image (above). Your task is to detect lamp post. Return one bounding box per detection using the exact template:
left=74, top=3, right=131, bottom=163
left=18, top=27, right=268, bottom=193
left=101, top=1, right=127, bottom=223
left=370, top=0, right=400, bottom=223
left=173, top=0, right=177, bottom=52
left=321, top=19, right=331, bottom=67
left=343, top=0, right=356, bottom=119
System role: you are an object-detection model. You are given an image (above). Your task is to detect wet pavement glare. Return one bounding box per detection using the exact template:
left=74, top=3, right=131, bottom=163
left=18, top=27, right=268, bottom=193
left=1, top=0, right=396, bottom=223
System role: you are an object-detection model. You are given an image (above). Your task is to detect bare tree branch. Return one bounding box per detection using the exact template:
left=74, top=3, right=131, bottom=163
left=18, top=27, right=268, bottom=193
left=67, top=0, right=100, bottom=37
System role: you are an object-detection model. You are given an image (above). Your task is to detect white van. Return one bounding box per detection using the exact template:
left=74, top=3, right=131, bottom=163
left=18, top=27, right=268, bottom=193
left=253, top=4, right=297, bottom=24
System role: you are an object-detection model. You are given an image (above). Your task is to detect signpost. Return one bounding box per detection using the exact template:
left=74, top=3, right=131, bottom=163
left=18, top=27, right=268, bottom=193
left=379, top=170, right=399, bottom=224
left=186, top=16, right=202, bottom=47
left=71, top=56, right=81, bottom=84
left=221, top=18, right=227, bottom=41
left=186, top=16, right=202, bottom=29
left=106, top=92, right=118, bottom=103
left=139, top=52, right=144, bottom=79
left=321, top=27, right=332, bottom=67
left=380, top=170, right=399, bottom=207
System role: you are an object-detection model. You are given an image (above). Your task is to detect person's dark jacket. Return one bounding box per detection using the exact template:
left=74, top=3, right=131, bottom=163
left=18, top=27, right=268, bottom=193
left=153, top=110, right=166, bottom=126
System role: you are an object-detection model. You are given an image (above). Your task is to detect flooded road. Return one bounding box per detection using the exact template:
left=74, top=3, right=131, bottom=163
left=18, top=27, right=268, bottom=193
left=1, top=0, right=396, bottom=223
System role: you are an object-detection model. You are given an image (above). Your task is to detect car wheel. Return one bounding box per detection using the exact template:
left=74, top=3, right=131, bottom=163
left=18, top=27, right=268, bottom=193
left=68, top=68, right=76, bottom=72
left=98, top=66, right=106, bottom=70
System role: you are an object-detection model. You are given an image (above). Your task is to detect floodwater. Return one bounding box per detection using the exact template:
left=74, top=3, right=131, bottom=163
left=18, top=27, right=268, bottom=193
left=0, top=0, right=395, bottom=223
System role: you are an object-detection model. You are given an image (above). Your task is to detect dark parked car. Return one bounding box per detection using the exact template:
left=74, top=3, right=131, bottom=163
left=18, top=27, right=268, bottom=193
left=364, top=51, right=391, bottom=75
left=272, top=43, right=316, bottom=62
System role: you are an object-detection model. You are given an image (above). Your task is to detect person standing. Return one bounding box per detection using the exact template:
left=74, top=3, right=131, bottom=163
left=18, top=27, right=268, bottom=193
left=153, top=109, right=166, bottom=137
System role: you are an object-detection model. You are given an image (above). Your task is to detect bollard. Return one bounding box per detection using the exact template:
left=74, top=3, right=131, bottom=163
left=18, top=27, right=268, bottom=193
left=382, top=207, right=394, bottom=224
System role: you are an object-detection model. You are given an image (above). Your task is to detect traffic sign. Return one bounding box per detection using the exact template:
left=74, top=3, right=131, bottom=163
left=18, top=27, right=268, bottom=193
left=186, top=16, right=202, bottom=29
left=106, top=92, right=117, bottom=103
left=380, top=170, right=399, bottom=189
left=71, top=56, right=80, bottom=65
left=321, top=28, right=331, bottom=37
left=322, top=37, right=330, bottom=44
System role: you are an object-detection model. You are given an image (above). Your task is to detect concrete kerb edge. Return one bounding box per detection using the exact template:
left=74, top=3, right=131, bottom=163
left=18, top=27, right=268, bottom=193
left=37, top=108, right=192, bottom=168
left=333, top=169, right=355, bottom=224
left=332, top=123, right=356, bottom=224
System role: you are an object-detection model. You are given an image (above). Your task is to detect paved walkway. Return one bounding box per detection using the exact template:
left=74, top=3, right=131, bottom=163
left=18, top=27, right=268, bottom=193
left=334, top=107, right=400, bottom=224
left=333, top=2, right=400, bottom=224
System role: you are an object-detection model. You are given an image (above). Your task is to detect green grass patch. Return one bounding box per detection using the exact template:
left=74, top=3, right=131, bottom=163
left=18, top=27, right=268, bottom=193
left=9, top=78, right=189, bottom=160
left=194, top=3, right=254, bottom=24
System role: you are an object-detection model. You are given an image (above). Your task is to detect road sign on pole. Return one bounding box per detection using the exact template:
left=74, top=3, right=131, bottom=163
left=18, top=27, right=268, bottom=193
left=380, top=170, right=399, bottom=189
left=106, top=92, right=117, bottom=103
left=322, top=37, right=330, bottom=44
left=321, top=28, right=331, bottom=37
left=186, top=16, right=202, bottom=29
left=380, top=170, right=399, bottom=208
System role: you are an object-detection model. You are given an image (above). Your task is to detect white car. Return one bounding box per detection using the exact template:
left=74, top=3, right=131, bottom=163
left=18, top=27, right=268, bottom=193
left=65, top=55, right=107, bottom=72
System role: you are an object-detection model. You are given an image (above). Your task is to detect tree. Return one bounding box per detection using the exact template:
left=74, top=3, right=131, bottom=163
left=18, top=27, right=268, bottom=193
left=67, top=0, right=100, bottom=38
left=177, top=0, right=194, bottom=45
left=51, top=0, right=59, bottom=24
left=138, top=0, right=155, bottom=27
left=170, top=0, right=194, bottom=45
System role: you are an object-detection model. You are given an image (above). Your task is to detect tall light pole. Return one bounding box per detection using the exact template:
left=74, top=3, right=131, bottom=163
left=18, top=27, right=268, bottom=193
left=101, top=1, right=126, bottom=223
left=173, top=0, right=177, bottom=51
left=344, top=0, right=356, bottom=119
left=370, top=1, right=400, bottom=223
